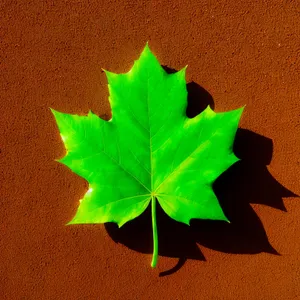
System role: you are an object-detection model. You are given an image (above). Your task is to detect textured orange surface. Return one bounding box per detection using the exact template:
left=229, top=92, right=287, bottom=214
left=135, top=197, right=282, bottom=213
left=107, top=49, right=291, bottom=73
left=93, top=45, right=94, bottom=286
left=1, top=1, right=300, bottom=299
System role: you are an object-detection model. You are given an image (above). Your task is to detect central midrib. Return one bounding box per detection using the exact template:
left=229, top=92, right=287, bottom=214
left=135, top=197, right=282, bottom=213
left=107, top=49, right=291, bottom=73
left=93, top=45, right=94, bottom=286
left=146, top=67, right=154, bottom=192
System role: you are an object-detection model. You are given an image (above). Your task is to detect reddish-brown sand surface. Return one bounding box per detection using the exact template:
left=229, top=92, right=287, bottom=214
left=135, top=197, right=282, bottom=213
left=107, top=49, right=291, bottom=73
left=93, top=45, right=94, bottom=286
left=1, top=1, right=300, bottom=299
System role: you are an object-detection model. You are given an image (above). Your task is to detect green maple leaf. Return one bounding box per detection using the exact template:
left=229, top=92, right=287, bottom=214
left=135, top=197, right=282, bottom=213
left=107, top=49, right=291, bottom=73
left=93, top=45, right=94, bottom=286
left=51, top=44, right=243, bottom=267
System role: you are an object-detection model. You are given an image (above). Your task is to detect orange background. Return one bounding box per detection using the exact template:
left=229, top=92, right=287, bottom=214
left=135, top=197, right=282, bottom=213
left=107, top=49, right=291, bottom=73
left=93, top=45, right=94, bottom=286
left=1, top=1, right=299, bottom=299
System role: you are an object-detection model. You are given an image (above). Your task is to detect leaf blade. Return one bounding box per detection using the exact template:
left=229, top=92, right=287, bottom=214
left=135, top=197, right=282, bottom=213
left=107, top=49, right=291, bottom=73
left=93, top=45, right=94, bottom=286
left=51, top=44, right=244, bottom=266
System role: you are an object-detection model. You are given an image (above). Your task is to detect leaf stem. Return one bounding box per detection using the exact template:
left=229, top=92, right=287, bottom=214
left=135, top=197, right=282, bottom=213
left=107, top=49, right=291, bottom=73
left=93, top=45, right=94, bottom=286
left=151, top=196, right=158, bottom=268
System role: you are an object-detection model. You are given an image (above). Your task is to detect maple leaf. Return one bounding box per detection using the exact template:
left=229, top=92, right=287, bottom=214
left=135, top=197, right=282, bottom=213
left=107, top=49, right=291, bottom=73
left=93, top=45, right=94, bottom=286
left=51, top=44, right=244, bottom=267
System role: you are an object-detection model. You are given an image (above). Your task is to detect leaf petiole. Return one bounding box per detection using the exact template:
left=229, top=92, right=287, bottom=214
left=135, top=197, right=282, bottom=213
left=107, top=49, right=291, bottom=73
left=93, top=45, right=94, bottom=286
left=151, top=196, right=158, bottom=268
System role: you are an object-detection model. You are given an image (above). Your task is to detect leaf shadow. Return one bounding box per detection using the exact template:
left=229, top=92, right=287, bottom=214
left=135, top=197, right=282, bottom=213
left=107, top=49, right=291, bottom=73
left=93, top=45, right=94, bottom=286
left=105, top=66, right=297, bottom=277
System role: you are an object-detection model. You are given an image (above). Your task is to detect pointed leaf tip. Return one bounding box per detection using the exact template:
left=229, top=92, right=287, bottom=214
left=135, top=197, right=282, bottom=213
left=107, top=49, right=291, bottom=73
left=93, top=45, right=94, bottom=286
left=103, top=69, right=119, bottom=82
left=175, top=66, right=188, bottom=78
left=141, top=42, right=153, bottom=57
left=49, top=107, right=56, bottom=115
left=144, top=41, right=150, bottom=51
left=50, top=107, right=62, bottom=119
